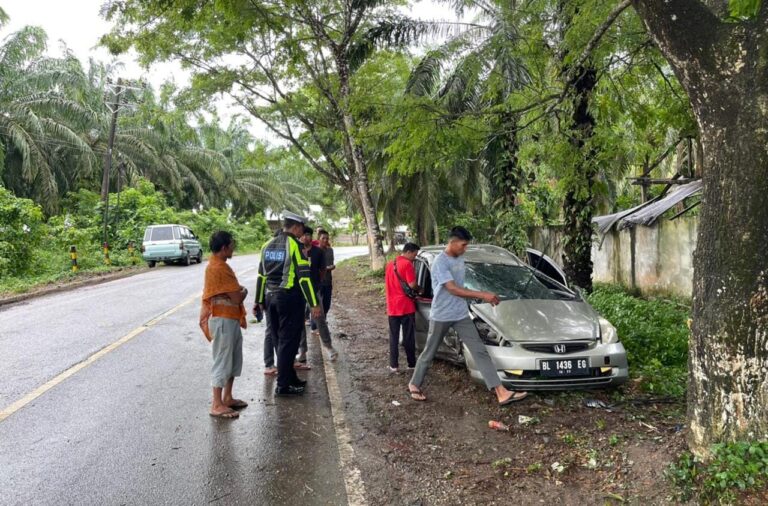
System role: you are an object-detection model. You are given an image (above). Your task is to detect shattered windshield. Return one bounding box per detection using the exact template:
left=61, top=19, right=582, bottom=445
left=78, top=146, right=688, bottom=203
left=464, top=262, right=574, bottom=300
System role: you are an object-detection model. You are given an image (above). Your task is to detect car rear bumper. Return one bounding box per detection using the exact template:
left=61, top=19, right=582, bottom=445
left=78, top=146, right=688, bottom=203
left=142, top=252, right=185, bottom=262
left=464, top=342, right=629, bottom=390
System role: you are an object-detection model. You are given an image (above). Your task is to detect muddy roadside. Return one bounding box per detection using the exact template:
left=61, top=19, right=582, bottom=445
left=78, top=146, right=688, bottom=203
left=327, top=257, right=687, bottom=506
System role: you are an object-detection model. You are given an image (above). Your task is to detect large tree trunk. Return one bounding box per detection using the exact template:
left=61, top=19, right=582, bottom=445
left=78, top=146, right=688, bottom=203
left=562, top=66, right=597, bottom=292
left=336, top=54, right=386, bottom=270
left=633, top=0, right=768, bottom=457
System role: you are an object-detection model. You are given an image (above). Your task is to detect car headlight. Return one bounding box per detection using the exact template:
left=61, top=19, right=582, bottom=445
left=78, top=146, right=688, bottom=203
left=599, top=317, right=619, bottom=344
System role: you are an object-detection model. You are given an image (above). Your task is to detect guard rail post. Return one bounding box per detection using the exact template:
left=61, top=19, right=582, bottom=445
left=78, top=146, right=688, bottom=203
left=70, top=245, right=78, bottom=273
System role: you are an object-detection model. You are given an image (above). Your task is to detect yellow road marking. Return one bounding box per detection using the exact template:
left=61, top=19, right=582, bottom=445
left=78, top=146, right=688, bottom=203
left=0, top=264, right=259, bottom=423
left=0, top=293, right=200, bottom=423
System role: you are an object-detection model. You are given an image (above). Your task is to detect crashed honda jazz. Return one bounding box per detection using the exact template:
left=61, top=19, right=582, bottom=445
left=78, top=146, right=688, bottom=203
left=413, top=245, right=628, bottom=390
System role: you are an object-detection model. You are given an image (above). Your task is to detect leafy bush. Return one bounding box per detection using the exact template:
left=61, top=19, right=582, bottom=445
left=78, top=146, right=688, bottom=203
left=178, top=208, right=270, bottom=253
left=0, top=179, right=270, bottom=294
left=669, top=441, right=768, bottom=503
left=587, top=284, right=690, bottom=397
left=0, top=187, right=45, bottom=277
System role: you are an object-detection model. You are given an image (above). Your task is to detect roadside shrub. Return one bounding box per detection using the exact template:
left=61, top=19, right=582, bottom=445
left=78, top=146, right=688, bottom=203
left=669, top=441, right=768, bottom=503
left=587, top=284, right=690, bottom=397
left=0, top=187, right=45, bottom=277
left=178, top=208, right=270, bottom=253
left=0, top=179, right=270, bottom=294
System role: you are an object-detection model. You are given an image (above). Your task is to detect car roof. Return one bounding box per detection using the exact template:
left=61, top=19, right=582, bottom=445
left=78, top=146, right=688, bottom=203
left=417, top=244, right=525, bottom=266
left=146, top=224, right=185, bottom=228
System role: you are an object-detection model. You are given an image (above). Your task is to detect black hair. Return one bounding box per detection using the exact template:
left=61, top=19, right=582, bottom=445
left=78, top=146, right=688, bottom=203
left=209, top=230, right=234, bottom=253
left=318, top=229, right=329, bottom=237
left=283, top=217, right=302, bottom=229
left=303, top=225, right=314, bottom=236
left=402, top=242, right=420, bottom=253
left=449, top=226, right=472, bottom=242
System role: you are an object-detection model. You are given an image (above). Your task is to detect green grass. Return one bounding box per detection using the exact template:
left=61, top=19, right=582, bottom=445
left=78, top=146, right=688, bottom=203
left=669, top=441, right=768, bottom=503
left=587, top=284, right=690, bottom=398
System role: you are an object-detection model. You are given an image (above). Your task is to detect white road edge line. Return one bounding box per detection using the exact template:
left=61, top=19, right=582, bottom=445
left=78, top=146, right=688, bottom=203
left=0, top=292, right=201, bottom=423
left=318, top=335, right=369, bottom=506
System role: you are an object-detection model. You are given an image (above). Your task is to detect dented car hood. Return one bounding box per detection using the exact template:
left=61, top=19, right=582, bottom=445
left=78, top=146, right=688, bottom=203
left=471, top=299, right=599, bottom=342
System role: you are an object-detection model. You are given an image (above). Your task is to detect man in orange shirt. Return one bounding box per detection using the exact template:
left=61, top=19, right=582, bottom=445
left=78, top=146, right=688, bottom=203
left=199, top=231, right=248, bottom=419
left=384, top=243, right=421, bottom=373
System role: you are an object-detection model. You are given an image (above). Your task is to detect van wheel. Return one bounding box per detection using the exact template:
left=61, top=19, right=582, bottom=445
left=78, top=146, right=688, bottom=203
left=183, top=253, right=191, bottom=266
left=196, top=251, right=203, bottom=264
left=147, top=261, right=156, bottom=268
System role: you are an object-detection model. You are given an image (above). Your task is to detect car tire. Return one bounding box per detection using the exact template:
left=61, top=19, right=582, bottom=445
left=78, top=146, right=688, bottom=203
left=183, top=253, right=191, bottom=266
left=147, top=261, right=156, bottom=268
left=196, top=251, right=203, bottom=264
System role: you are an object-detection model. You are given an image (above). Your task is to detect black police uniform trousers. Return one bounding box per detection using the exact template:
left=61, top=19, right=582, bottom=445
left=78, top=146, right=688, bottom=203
left=266, top=287, right=305, bottom=389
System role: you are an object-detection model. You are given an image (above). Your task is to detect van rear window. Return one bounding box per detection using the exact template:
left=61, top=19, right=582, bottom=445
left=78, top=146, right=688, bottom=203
left=150, top=227, right=175, bottom=241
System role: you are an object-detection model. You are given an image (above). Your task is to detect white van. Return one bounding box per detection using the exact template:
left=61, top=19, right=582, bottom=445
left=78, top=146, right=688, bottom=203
left=141, top=224, right=203, bottom=267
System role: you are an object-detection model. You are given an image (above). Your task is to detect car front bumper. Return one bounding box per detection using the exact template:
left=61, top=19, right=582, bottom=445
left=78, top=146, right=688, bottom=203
left=464, top=342, right=629, bottom=390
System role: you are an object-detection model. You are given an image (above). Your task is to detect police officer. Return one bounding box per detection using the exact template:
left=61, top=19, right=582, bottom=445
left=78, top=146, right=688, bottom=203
left=255, top=211, right=322, bottom=396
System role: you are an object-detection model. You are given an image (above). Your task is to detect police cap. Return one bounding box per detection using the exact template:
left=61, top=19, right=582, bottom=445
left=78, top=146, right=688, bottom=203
left=281, top=209, right=308, bottom=224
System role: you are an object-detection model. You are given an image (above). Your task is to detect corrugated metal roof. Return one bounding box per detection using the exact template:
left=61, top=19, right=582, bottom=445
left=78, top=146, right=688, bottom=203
left=593, top=180, right=702, bottom=233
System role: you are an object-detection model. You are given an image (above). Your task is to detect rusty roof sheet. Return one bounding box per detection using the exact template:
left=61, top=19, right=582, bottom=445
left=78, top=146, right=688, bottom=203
left=593, top=180, right=702, bottom=234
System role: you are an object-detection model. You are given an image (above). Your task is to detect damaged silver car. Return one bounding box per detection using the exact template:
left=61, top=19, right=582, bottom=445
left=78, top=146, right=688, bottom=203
left=413, top=245, right=628, bottom=390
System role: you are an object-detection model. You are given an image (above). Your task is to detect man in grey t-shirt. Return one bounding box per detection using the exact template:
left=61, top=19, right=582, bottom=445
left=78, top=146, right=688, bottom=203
left=408, top=226, right=527, bottom=405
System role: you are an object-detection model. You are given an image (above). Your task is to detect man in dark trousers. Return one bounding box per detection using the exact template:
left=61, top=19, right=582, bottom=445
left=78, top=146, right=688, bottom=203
left=384, top=242, right=421, bottom=373
left=255, top=211, right=321, bottom=396
left=407, top=226, right=527, bottom=404
left=296, top=225, right=326, bottom=366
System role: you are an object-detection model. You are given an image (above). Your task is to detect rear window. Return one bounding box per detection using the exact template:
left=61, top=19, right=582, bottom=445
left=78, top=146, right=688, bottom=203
left=150, top=226, right=175, bottom=241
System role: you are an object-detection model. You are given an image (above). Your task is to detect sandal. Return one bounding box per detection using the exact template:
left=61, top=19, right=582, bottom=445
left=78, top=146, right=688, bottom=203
left=264, top=367, right=278, bottom=376
left=227, top=399, right=248, bottom=409
left=209, top=409, right=239, bottom=419
left=294, top=362, right=312, bottom=370
left=498, top=390, right=528, bottom=405
left=408, top=384, right=427, bottom=401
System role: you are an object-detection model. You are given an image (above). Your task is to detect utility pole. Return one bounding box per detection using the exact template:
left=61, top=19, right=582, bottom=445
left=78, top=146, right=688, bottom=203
left=101, top=78, right=123, bottom=263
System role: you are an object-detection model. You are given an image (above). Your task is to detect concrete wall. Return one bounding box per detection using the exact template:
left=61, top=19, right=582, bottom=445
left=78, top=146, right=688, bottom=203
left=530, top=217, right=697, bottom=298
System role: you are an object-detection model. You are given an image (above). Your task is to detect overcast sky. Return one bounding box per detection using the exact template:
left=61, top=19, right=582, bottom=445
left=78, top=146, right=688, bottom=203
left=0, top=0, right=457, bottom=141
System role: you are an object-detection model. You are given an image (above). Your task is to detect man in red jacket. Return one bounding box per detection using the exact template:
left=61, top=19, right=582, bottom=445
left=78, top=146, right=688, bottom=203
left=384, top=243, right=421, bottom=373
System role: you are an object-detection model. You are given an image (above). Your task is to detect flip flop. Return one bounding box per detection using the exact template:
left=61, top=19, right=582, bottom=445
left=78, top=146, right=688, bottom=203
left=499, top=391, right=528, bottom=405
left=264, top=368, right=278, bottom=376
left=228, top=399, right=248, bottom=409
left=294, top=362, right=312, bottom=370
left=408, top=385, right=427, bottom=401
left=209, top=410, right=239, bottom=419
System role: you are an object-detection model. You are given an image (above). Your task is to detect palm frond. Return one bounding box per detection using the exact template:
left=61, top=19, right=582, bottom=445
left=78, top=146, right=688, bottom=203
left=349, top=16, right=460, bottom=71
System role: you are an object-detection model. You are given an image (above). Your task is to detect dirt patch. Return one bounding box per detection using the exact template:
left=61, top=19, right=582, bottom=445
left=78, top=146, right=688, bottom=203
left=329, top=257, right=688, bottom=505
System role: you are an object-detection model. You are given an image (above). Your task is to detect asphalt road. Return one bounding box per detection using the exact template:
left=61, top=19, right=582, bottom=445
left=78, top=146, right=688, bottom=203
left=0, top=246, right=369, bottom=506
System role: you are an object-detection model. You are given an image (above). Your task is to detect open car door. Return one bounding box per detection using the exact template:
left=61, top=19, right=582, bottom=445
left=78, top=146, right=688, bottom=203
left=525, top=248, right=569, bottom=288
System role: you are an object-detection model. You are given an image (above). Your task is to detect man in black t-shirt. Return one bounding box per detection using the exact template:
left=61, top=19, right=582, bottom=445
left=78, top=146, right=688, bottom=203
left=296, top=226, right=327, bottom=365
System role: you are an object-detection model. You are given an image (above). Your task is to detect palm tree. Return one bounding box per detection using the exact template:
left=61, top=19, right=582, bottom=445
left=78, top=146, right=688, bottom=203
left=366, top=0, right=529, bottom=247
left=0, top=27, right=97, bottom=213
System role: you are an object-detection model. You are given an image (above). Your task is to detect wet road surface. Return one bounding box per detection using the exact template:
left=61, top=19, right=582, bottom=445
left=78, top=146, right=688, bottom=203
left=0, top=247, right=368, bottom=505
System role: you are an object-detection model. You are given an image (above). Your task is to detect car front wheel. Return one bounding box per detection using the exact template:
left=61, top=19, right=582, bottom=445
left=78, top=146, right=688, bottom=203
left=147, top=261, right=156, bottom=268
